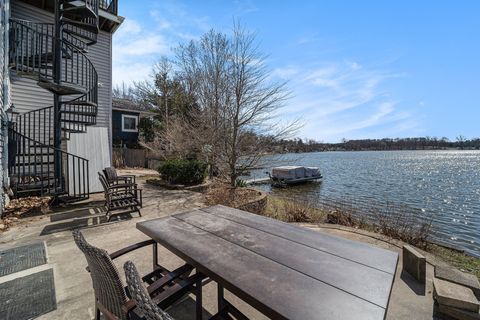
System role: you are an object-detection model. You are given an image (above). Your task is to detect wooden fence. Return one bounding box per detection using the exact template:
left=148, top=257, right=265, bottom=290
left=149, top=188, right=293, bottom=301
left=112, top=148, right=163, bottom=169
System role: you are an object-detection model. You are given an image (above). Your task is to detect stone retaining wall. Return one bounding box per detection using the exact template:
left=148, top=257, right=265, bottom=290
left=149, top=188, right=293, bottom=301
left=238, top=190, right=267, bottom=215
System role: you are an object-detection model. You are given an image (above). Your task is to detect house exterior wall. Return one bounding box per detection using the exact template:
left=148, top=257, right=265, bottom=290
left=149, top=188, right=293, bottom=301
left=112, top=110, right=139, bottom=145
left=8, top=0, right=116, bottom=194
left=10, top=0, right=113, bottom=145
left=0, top=0, right=10, bottom=213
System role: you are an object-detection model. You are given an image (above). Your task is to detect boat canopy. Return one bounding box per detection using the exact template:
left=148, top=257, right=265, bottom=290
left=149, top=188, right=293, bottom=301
left=272, top=166, right=321, bottom=180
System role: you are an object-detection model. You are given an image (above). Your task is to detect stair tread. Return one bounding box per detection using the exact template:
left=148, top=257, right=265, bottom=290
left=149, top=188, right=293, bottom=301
left=62, top=100, right=98, bottom=107
left=62, top=17, right=99, bottom=33
left=63, top=28, right=97, bottom=45
left=61, top=119, right=95, bottom=124
left=37, top=79, right=86, bottom=95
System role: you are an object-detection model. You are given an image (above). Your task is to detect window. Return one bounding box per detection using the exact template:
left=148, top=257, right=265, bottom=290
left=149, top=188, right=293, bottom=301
left=121, top=114, right=138, bottom=132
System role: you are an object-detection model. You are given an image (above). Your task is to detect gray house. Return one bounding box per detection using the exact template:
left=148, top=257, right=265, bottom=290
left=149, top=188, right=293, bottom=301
left=0, top=0, right=122, bottom=210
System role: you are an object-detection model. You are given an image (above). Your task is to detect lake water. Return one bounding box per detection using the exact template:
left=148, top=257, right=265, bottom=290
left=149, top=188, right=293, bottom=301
left=247, top=150, right=480, bottom=257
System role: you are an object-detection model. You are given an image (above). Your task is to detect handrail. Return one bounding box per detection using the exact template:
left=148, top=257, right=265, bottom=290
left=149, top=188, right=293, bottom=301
left=9, top=19, right=98, bottom=106
left=8, top=127, right=89, bottom=199
left=100, top=0, right=118, bottom=15
left=8, top=13, right=99, bottom=201
left=8, top=18, right=90, bottom=51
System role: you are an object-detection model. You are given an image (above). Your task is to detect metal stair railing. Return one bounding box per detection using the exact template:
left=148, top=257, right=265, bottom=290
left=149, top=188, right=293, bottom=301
left=7, top=2, right=100, bottom=201
left=8, top=127, right=89, bottom=199
left=9, top=18, right=98, bottom=105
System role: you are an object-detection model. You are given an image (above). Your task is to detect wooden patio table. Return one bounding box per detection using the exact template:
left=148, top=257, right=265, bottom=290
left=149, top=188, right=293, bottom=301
left=137, top=205, right=398, bottom=320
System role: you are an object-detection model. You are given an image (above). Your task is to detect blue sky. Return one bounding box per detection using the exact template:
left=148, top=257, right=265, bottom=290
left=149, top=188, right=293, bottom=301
left=113, top=1, right=479, bottom=143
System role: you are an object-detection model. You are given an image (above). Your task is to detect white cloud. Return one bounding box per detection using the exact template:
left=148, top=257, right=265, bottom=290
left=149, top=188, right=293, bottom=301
left=272, top=66, right=300, bottom=79
left=112, top=17, right=171, bottom=86
left=112, top=3, right=211, bottom=86
left=116, top=35, right=169, bottom=58
left=150, top=10, right=172, bottom=30
left=112, top=63, right=153, bottom=87
left=272, top=60, right=420, bottom=141
left=117, top=19, right=142, bottom=35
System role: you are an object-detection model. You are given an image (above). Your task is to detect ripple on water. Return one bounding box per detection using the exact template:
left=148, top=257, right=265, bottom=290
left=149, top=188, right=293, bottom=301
left=249, top=150, right=480, bottom=258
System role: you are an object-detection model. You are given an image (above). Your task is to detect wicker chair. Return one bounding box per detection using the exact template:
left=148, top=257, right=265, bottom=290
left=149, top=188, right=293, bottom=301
left=73, top=230, right=203, bottom=320
left=124, top=261, right=176, bottom=320
left=124, top=261, right=250, bottom=320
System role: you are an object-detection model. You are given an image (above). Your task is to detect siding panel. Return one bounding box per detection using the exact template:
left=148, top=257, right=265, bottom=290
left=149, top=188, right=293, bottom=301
left=1, top=0, right=9, bottom=212
left=10, top=1, right=112, bottom=132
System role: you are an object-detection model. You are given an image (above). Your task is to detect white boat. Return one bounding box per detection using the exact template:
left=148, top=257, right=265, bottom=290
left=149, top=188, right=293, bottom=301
left=268, top=166, right=322, bottom=187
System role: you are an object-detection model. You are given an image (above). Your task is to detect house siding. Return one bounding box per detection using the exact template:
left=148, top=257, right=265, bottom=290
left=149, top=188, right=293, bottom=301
left=0, top=0, right=10, bottom=213
left=10, top=0, right=112, bottom=140
left=112, top=110, right=139, bottom=144
left=7, top=0, right=116, bottom=194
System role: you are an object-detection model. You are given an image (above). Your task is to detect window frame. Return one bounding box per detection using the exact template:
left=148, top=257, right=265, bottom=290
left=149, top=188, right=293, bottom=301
left=121, top=114, right=139, bottom=133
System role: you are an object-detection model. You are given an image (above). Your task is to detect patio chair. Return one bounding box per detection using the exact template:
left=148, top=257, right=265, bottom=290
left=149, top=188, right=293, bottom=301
left=124, top=261, right=249, bottom=320
left=73, top=230, right=205, bottom=320
left=98, top=172, right=142, bottom=221
left=104, top=166, right=136, bottom=186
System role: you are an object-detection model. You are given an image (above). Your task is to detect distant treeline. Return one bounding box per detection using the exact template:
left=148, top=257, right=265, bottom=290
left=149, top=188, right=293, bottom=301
left=268, top=136, right=480, bottom=153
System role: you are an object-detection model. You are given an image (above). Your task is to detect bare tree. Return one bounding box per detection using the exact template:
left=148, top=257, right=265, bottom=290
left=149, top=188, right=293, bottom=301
left=112, top=81, right=135, bottom=100
left=175, top=30, right=232, bottom=178
left=456, top=134, right=466, bottom=150
left=173, top=23, right=298, bottom=186
left=153, top=57, right=174, bottom=129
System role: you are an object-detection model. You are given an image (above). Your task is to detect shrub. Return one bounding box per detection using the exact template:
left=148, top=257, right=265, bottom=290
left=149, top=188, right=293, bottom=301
left=158, top=159, right=207, bottom=185
left=235, top=179, right=248, bottom=188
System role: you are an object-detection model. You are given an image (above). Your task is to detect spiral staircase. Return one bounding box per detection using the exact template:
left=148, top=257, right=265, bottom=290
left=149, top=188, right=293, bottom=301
left=8, top=0, right=100, bottom=202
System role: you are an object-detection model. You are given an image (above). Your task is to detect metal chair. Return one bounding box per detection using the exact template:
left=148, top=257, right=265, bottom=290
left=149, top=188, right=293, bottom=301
left=104, top=166, right=136, bottom=186
left=98, top=171, right=142, bottom=221
left=73, top=230, right=201, bottom=320
left=124, top=261, right=250, bottom=320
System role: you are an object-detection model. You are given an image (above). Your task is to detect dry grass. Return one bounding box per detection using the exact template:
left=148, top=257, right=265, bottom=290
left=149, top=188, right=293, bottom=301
left=322, top=199, right=433, bottom=249
left=265, top=195, right=433, bottom=250
left=429, top=244, right=480, bottom=278
left=266, top=196, right=325, bottom=223
left=205, top=183, right=262, bottom=208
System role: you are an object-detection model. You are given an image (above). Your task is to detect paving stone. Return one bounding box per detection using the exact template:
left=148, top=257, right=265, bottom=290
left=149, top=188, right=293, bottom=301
left=438, top=304, right=480, bottom=320
left=436, top=266, right=480, bottom=300
left=434, top=278, right=480, bottom=313
left=403, top=245, right=426, bottom=283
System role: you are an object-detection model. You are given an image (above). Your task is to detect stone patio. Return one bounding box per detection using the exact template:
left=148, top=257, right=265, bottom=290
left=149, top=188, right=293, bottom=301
left=0, top=171, right=458, bottom=319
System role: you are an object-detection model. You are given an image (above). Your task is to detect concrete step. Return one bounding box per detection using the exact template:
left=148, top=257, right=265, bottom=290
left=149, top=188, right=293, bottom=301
left=435, top=266, right=480, bottom=300
left=434, top=278, right=480, bottom=313
left=438, top=304, right=480, bottom=320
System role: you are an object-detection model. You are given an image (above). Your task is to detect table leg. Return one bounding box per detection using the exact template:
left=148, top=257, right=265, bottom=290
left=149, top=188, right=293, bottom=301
left=217, top=284, right=225, bottom=311
left=152, top=242, right=158, bottom=269
left=196, top=278, right=203, bottom=320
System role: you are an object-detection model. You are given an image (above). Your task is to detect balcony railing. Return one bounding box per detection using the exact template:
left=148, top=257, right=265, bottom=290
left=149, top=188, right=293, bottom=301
left=99, top=0, right=118, bottom=15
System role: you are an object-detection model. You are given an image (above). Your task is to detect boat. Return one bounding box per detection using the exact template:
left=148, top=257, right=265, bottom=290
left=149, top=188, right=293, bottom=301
left=267, top=166, right=322, bottom=187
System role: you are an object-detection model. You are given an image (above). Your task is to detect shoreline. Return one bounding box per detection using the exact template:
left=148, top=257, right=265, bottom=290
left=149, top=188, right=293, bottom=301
left=261, top=194, right=480, bottom=278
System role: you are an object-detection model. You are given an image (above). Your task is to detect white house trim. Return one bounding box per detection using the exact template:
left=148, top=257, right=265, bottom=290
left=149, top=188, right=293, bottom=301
left=121, top=114, right=138, bottom=132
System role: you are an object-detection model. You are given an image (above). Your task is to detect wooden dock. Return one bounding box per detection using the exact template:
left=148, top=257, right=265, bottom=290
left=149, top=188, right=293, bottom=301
left=245, top=177, right=270, bottom=185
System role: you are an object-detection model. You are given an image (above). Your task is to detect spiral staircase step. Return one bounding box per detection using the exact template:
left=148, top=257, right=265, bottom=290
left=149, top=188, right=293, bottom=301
left=63, top=26, right=98, bottom=44
left=37, top=79, right=87, bottom=95
left=63, top=5, right=97, bottom=20
left=62, top=100, right=97, bottom=107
